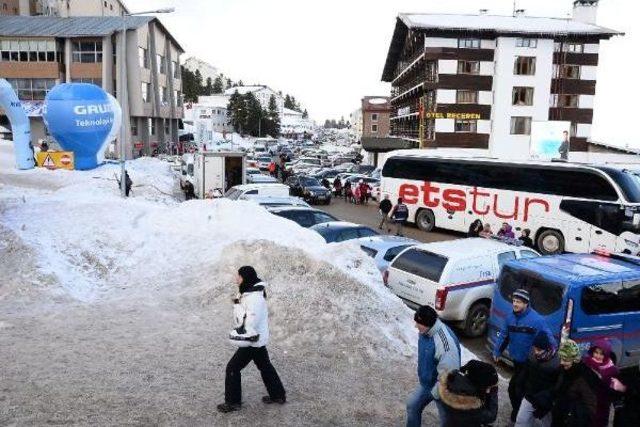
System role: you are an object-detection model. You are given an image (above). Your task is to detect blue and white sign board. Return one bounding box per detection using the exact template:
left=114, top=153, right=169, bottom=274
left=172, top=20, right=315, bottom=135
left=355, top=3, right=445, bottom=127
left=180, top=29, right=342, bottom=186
left=43, top=83, right=121, bottom=170
left=530, top=120, right=571, bottom=161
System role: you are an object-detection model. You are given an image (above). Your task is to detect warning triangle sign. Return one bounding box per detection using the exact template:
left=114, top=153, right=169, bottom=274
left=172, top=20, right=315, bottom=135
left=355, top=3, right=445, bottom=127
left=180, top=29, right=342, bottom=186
left=43, top=154, right=55, bottom=169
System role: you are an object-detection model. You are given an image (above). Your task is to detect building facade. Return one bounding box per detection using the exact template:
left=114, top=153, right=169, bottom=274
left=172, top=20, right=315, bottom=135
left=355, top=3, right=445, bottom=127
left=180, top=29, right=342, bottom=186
left=1, top=0, right=129, bottom=17
left=0, top=15, right=184, bottom=157
left=349, top=107, right=363, bottom=139
left=281, top=107, right=314, bottom=139
left=361, top=96, right=391, bottom=139
left=381, top=1, right=621, bottom=160
left=223, top=85, right=285, bottom=119
left=191, top=94, right=232, bottom=135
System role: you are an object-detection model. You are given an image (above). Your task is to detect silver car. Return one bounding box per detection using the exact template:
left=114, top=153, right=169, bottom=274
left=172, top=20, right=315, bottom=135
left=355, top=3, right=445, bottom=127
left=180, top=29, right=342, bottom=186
left=357, top=235, right=420, bottom=272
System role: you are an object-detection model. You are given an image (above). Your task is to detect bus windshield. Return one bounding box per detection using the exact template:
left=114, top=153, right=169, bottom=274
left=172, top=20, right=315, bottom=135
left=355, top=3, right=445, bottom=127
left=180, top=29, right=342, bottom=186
left=599, top=167, right=640, bottom=203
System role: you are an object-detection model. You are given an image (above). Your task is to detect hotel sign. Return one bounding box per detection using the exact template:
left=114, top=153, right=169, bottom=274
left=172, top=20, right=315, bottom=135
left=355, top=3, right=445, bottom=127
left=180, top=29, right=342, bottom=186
left=397, top=106, right=411, bottom=116
left=425, top=112, right=481, bottom=120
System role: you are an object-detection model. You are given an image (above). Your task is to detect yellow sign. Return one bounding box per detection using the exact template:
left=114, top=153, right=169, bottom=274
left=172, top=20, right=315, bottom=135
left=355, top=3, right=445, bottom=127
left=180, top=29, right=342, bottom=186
left=36, top=151, right=75, bottom=170
left=425, top=112, right=482, bottom=120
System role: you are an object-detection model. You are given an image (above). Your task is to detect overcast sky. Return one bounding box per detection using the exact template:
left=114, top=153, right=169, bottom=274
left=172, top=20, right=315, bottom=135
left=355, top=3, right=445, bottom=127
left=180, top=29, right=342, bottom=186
left=127, top=0, right=638, bottom=148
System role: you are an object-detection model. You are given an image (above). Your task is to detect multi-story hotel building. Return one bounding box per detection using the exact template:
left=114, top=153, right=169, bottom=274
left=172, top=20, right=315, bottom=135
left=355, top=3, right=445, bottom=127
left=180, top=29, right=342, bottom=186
left=381, top=0, right=622, bottom=160
left=0, top=14, right=184, bottom=157
left=1, top=0, right=129, bottom=17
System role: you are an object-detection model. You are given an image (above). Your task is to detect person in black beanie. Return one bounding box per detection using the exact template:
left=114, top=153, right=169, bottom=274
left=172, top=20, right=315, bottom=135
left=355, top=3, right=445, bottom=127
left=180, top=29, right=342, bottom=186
left=406, top=305, right=461, bottom=427
left=437, top=360, right=499, bottom=427
left=217, top=266, right=286, bottom=413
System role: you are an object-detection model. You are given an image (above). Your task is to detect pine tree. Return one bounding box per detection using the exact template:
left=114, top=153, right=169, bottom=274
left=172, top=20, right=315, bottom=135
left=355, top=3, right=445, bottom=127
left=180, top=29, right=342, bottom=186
left=244, top=92, right=263, bottom=137
left=194, top=70, right=204, bottom=96
left=265, top=94, right=281, bottom=137
left=204, top=77, right=213, bottom=96
left=228, top=90, right=248, bottom=134
left=302, top=109, right=308, bottom=119
left=212, top=76, right=223, bottom=94
left=237, top=80, right=244, bottom=87
left=182, top=67, right=199, bottom=103
left=226, top=78, right=232, bottom=88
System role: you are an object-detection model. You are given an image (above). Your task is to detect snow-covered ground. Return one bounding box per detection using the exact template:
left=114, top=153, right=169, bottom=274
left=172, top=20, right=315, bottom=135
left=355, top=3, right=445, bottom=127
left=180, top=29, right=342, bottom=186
left=0, top=140, right=507, bottom=425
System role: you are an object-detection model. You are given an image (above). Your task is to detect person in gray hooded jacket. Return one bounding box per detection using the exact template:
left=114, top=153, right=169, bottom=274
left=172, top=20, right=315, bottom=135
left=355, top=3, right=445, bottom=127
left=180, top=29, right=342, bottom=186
left=217, top=266, right=286, bottom=413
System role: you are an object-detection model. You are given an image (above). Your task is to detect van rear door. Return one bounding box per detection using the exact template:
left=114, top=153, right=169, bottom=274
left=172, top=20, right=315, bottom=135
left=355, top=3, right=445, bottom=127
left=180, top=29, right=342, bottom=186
left=387, top=248, right=448, bottom=308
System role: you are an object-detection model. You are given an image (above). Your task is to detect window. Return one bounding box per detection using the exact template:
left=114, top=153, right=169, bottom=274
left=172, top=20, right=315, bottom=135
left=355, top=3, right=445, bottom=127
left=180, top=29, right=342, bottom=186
left=164, top=120, right=170, bottom=135
left=499, top=266, right=565, bottom=315
left=371, top=124, right=378, bottom=133
left=497, top=251, right=516, bottom=269
left=582, top=282, right=624, bottom=315
left=0, top=39, right=60, bottom=62
left=565, top=43, right=584, bottom=53
left=510, top=116, right=532, bottom=135
left=512, top=87, right=534, bottom=106
left=392, top=249, right=448, bottom=283
left=7, top=78, right=56, bottom=100
left=456, top=90, right=478, bottom=104
left=457, top=60, right=480, bottom=75
left=131, top=120, right=138, bottom=136
left=454, top=119, right=477, bottom=133
left=72, top=41, right=102, bottom=63
left=360, top=246, right=378, bottom=258
left=514, top=56, right=536, bottom=75
left=172, top=61, right=179, bottom=79
left=371, top=113, right=378, bottom=122
left=138, top=47, right=148, bottom=68
left=148, top=118, right=156, bottom=135
left=381, top=157, right=619, bottom=201
left=336, top=229, right=360, bottom=242
left=356, top=227, right=378, bottom=238
left=160, top=86, right=167, bottom=104
left=516, top=38, right=538, bottom=48
left=557, top=94, right=579, bottom=108
left=458, top=38, right=481, bottom=49
left=141, top=82, right=150, bottom=102
left=561, top=64, right=581, bottom=79
left=560, top=201, right=626, bottom=232
left=383, top=245, right=413, bottom=262
left=156, top=54, right=166, bottom=74
left=175, top=90, right=182, bottom=106
left=622, top=280, right=640, bottom=312
left=312, top=212, right=337, bottom=224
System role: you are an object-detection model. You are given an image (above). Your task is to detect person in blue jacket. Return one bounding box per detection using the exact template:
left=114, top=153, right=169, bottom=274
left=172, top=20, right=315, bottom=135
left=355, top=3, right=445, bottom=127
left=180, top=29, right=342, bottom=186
left=492, top=288, right=555, bottom=423
left=407, top=305, right=461, bottom=427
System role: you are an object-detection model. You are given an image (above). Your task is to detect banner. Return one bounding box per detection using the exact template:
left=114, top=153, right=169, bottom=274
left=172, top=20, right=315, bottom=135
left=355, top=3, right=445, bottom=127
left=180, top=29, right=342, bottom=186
left=530, top=121, right=571, bottom=161
left=0, top=79, right=35, bottom=170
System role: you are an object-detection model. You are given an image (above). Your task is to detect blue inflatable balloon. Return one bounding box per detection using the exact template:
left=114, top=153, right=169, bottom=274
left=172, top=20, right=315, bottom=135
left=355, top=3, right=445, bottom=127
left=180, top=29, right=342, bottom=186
left=43, top=83, right=115, bottom=170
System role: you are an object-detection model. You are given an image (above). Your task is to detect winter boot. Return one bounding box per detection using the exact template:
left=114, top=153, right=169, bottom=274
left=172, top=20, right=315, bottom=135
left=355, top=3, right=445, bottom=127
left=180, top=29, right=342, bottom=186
left=217, top=402, right=241, bottom=413
left=262, top=396, right=286, bottom=405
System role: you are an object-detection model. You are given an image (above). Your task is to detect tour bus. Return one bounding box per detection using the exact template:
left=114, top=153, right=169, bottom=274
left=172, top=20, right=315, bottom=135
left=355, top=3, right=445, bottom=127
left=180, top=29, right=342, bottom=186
left=381, top=154, right=640, bottom=255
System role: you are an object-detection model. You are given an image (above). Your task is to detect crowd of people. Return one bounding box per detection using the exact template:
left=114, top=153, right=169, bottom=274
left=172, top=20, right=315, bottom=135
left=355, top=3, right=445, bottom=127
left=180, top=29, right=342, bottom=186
left=216, top=266, right=640, bottom=427
left=467, top=219, right=535, bottom=248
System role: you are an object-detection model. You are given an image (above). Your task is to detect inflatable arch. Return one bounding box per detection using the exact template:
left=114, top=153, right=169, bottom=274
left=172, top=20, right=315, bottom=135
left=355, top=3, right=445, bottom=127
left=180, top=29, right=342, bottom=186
left=0, top=78, right=35, bottom=170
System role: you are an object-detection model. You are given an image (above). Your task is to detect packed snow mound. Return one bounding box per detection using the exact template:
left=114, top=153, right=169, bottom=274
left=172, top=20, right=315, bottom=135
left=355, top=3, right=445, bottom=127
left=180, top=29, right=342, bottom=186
left=187, top=240, right=416, bottom=361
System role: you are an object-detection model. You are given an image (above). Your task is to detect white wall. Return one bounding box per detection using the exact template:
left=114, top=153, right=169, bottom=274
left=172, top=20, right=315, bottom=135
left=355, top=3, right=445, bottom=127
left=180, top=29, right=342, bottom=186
left=478, top=91, right=493, bottom=105
left=580, top=65, right=598, bottom=80
left=577, top=123, right=591, bottom=138
left=438, top=59, right=458, bottom=74
left=437, top=89, right=456, bottom=103
left=579, top=94, right=595, bottom=109
left=424, top=37, right=458, bottom=48
left=583, top=43, right=600, bottom=54
left=490, top=36, right=555, bottom=160
left=436, top=119, right=454, bottom=132
left=477, top=120, right=491, bottom=134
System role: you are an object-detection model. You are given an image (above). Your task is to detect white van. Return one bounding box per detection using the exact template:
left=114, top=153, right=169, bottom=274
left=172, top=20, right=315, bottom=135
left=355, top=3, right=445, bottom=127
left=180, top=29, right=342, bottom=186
left=384, top=238, right=539, bottom=337
left=225, top=183, right=290, bottom=200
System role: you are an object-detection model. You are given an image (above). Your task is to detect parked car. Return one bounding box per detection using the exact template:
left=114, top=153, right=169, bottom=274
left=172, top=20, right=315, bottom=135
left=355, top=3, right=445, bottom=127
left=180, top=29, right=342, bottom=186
left=247, top=174, right=278, bottom=184
left=240, top=195, right=310, bottom=208
left=225, top=183, right=290, bottom=200
left=384, top=238, right=540, bottom=337
left=267, top=206, right=338, bottom=228
left=256, top=156, right=273, bottom=171
left=311, top=221, right=379, bottom=243
left=285, top=175, right=332, bottom=205
left=358, top=235, right=420, bottom=272
left=355, top=164, right=376, bottom=175
left=487, top=251, right=640, bottom=368
left=312, top=169, right=341, bottom=181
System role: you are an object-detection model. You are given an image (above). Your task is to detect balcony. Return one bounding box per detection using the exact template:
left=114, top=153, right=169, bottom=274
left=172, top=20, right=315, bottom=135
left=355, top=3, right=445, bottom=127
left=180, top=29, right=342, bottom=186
left=392, top=49, right=426, bottom=82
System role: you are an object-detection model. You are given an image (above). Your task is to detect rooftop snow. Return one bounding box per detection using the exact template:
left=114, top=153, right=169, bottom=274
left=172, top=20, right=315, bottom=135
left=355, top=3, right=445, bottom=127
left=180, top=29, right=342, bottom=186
left=399, top=13, right=622, bottom=36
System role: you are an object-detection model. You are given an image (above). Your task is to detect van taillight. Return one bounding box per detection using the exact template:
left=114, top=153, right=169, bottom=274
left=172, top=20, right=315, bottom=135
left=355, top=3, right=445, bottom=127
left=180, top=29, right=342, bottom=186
left=435, top=288, right=448, bottom=311
left=562, top=298, right=574, bottom=340
left=382, top=270, right=389, bottom=286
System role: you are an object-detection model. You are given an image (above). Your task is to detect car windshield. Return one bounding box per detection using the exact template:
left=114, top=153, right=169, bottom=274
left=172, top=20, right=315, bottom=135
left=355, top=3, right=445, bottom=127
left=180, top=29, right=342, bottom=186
left=225, top=188, right=242, bottom=200
left=301, top=177, right=321, bottom=187
left=258, top=157, right=271, bottom=162
left=357, top=227, right=379, bottom=238
left=498, top=266, right=566, bottom=315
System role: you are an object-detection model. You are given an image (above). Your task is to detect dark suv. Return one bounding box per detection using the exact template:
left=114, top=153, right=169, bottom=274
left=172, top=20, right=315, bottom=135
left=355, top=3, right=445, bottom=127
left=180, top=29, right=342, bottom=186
left=285, top=175, right=332, bottom=204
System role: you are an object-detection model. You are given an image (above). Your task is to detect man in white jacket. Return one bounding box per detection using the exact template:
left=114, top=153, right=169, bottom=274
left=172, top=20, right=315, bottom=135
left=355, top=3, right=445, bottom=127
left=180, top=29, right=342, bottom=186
left=217, top=266, right=287, bottom=413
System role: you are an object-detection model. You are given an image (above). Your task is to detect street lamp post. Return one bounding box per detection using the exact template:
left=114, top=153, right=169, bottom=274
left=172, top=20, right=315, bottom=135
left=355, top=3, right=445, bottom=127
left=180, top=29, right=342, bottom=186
left=119, top=7, right=175, bottom=197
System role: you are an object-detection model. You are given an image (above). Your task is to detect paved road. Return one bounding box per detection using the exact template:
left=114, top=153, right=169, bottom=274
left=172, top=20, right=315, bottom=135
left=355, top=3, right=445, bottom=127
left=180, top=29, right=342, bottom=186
left=316, top=196, right=506, bottom=373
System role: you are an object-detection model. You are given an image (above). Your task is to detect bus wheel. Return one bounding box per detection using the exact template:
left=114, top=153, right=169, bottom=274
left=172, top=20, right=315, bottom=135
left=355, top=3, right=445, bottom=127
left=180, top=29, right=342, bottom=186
left=537, top=229, right=565, bottom=255
left=416, top=209, right=435, bottom=232
left=463, top=302, right=490, bottom=337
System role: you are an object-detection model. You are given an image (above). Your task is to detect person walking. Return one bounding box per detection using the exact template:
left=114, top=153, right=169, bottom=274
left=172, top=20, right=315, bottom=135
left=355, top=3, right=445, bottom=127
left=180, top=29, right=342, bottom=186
left=378, top=195, right=393, bottom=230
left=390, top=198, right=409, bottom=237
left=217, top=266, right=286, bottom=413
left=514, top=332, right=560, bottom=427
left=582, top=339, right=623, bottom=427
left=406, top=305, right=461, bottom=427
left=467, top=219, right=483, bottom=237
left=552, top=339, right=599, bottom=427
left=344, top=181, right=352, bottom=202
left=519, top=229, right=534, bottom=248
left=492, top=289, right=555, bottom=423
left=437, top=360, right=499, bottom=427
left=333, top=176, right=342, bottom=197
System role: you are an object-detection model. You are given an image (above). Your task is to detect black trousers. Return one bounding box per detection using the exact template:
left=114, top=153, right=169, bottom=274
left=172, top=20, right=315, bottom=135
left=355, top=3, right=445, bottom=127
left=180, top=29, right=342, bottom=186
left=508, top=362, right=526, bottom=422
left=225, top=346, right=286, bottom=405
